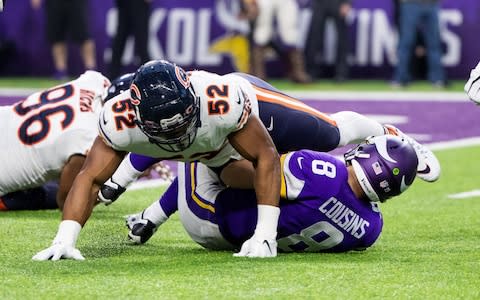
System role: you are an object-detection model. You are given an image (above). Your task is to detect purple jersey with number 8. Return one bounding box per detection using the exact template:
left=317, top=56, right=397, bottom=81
left=181, top=149, right=383, bottom=253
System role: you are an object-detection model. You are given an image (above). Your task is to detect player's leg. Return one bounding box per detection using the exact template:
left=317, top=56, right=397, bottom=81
left=309, top=110, right=440, bottom=182
left=108, top=0, right=132, bottom=78
left=232, top=73, right=440, bottom=181
left=422, top=3, right=444, bottom=85
left=234, top=72, right=384, bottom=152
left=393, top=2, right=421, bottom=84
left=277, top=0, right=311, bottom=83
left=45, top=0, right=68, bottom=78
left=250, top=0, right=274, bottom=80
left=0, top=182, right=59, bottom=211
left=126, top=162, right=235, bottom=249
left=69, top=0, right=96, bottom=70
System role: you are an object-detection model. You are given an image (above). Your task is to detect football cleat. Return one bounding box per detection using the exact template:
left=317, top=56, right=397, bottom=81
left=125, top=212, right=157, bottom=244
left=384, top=125, right=440, bottom=182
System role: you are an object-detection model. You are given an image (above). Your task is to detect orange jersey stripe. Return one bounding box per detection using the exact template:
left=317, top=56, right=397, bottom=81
left=0, top=198, right=7, bottom=211
left=253, top=86, right=337, bottom=126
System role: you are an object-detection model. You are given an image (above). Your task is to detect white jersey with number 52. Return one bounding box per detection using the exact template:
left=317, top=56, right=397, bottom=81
left=98, top=70, right=259, bottom=167
left=0, top=71, right=109, bottom=196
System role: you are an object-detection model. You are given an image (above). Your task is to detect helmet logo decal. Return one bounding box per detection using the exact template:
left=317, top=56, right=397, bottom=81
left=175, top=66, right=190, bottom=89
left=130, top=83, right=141, bottom=105
left=185, top=104, right=194, bottom=115
left=374, top=135, right=397, bottom=163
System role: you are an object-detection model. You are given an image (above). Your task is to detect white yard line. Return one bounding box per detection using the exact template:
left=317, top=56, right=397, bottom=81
left=448, top=190, right=480, bottom=199
left=0, top=88, right=41, bottom=97
left=426, top=137, right=480, bottom=151
left=286, top=91, right=470, bottom=102
left=0, top=88, right=471, bottom=102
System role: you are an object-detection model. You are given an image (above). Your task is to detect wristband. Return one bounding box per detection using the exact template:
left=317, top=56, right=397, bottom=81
left=52, top=220, right=82, bottom=247
left=254, top=204, right=280, bottom=240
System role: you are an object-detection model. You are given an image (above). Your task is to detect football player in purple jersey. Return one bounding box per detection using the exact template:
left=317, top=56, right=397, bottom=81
left=125, top=135, right=421, bottom=254
left=33, top=60, right=438, bottom=261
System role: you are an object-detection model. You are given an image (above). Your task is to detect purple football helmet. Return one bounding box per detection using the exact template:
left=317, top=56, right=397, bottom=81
left=344, top=135, right=418, bottom=202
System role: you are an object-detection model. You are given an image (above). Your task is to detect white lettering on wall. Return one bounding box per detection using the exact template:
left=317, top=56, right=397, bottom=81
left=167, top=9, right=195, bottom=65
left=440, top=9, right=463, bottom=66
left=103, top=7, right=464, bottom=70
left=196, top=9, right=222, bottom=65
left=370, top=9, right=397, bottom=66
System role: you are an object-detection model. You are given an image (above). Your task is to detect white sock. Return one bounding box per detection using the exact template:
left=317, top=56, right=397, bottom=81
left=111, top=155, right=143, bottom=187
left=143, top=201, right=168, bottom=226
left=331, top=111, right=385, bottom=147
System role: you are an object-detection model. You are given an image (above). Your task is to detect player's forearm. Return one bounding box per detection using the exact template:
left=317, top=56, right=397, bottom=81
left=253, top=149, right=281, bottom=208
left=62, top=174, right=98, bottom=226
left=251, top=148, right=281, bottom=243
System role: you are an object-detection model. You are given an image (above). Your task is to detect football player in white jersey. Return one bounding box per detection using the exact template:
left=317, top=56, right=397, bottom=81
left=33, top=60, right=282, bottom=260
left=33, top=60, right=440, bottom=261
left=0, top=70, right=109, bottom=211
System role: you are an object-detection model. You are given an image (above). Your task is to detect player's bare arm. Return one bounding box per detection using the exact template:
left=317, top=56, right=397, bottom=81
left=227, top=114, right=281, bottom=257
left=62, top=136, right=126, bottom=225
left=226, top=115, right=280, bottom=208
left=56, top=154, right=87, bottom=210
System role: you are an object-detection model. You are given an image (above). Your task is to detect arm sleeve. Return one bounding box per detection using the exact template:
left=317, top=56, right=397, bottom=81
left=129, top=153, right=161, bottom=172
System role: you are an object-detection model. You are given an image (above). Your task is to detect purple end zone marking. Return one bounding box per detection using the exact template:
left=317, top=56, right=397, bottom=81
left=0, top=96, right=22, bottom=105
left=3, top=94, right=479, bottom=179
left=303, top=99, right=480, bottom=143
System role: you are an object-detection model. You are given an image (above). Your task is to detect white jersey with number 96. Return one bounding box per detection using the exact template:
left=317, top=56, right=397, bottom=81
left=0, top=71, right=109, bottom=196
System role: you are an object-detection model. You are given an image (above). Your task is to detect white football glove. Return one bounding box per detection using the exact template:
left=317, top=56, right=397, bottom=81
left=32, top=242, right=85, bottom=261
left=233, top=204, right=279, bottom=258
left=97, top=178, right=126, bottom=206
left=233, top=234, right=278, bottom=258
left=464, top=61, right=480, bottom=104
left=32, top=220, right=84, bottom=261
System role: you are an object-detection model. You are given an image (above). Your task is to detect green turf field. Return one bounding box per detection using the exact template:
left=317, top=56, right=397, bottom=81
left=1, top=145, right=479, bottom=299
left=0, top=77, right=467, bottom=92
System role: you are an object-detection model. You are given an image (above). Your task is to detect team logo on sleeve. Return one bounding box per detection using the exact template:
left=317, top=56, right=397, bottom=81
left=130, top=83, right=141, bottom=105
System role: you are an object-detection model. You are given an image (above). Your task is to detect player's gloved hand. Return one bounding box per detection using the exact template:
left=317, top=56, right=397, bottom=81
left=464, top=61, right=480, bottom=104
left=233, top=205, right=280, bottom=258
left=97, top=178, right=126, bottom=206
left=233, top=233, right=278, bottom=258
left=32, top=242, right=85, bottom=261
left=32, top=220, right=84, bottom=261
